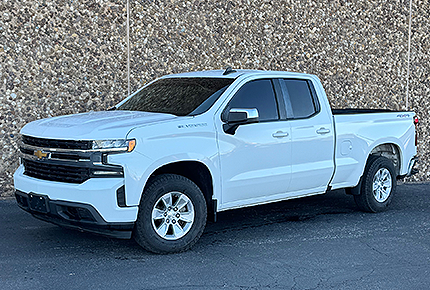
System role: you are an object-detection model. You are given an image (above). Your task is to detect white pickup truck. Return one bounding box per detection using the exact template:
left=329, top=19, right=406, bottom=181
left=14, top=69, right=418, bottom=253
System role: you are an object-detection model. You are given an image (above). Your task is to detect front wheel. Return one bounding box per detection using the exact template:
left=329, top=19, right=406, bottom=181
left=354, top=155, right=397, bottom=213
left=133, top=174, right=207, bottom=254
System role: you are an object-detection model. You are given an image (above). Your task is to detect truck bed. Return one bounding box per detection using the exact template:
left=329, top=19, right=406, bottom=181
left=332, top=108, right=403, bottom=115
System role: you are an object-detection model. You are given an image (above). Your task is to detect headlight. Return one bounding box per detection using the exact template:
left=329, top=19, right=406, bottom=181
left=92, top=139, right=136, bottom=152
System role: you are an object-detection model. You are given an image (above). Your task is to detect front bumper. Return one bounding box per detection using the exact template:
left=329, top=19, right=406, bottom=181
left=14, top=165, right=138, bottom=221
left=15, top=190, right=134, bottom=239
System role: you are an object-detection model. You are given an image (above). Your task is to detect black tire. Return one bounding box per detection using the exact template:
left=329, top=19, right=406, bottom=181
left=354, top=155, right=396, bottom=213
left=133, top=174, right=207, bottom=254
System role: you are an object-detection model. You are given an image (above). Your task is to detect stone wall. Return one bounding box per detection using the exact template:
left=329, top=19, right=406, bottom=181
left=1, top=0, right=428, bottom=196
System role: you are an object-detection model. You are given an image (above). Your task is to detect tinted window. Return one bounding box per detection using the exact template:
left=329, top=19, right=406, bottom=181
left=226, top=79, right=279, bottom=122
left=118, top=78, right=234, bottom=116
left=282, top=79, right=317, bottom=119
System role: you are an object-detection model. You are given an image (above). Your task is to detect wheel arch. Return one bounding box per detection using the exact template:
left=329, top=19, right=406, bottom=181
left=147, top=161, right=216, bottom=221
left=368, top=142, right=402, bottom=177
left=346, top=142, right=402, bottom=196
left=352, top=154, right=397, bottom=212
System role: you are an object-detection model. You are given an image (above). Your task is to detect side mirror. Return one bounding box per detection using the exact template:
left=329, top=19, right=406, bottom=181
left=223, top=108, right=259, bottom=134
left=227, top=108, right=259, bottom=124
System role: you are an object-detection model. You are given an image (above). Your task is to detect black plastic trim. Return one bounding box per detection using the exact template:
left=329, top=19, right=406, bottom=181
left=223, top=66, right=237, bottom=75
left=22, top=135, right=93, bottom=150
left=21, top=157, right=124, bottom=184
left=116, top=185, right=126, bottom=207
left=272, top=79, right=288, bottom=120
left=15, top=190, right=134, bottom=239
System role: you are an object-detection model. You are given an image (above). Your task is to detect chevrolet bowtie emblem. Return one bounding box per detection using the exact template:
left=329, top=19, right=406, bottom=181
left=34, top=150, right=49, bottom=159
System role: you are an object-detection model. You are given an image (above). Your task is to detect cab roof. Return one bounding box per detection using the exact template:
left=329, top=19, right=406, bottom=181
left=161, top=69, right=313, bottom=80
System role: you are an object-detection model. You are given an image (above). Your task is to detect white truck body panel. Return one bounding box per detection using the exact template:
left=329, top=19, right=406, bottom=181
left=118, top=114, right=221, bottom=207
left=330, top=112, right=416, bottom=190
left=20, top=111, right=176, bottom=140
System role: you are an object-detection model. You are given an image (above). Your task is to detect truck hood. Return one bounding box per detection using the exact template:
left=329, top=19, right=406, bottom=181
left=20, top=111, right=177, bottom=140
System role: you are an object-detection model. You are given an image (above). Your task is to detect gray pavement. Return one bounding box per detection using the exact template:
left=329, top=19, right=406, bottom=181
left=0, top=182, right=429, bottom=290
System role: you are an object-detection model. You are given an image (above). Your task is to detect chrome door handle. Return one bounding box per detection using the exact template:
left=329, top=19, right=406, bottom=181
left=272, top=131, right=289, bottom=138
left=316, top=128, right=331, bottom=135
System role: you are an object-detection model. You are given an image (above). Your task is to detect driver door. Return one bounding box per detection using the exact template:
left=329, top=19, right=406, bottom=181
left=216, top=79, right=292, bottom=209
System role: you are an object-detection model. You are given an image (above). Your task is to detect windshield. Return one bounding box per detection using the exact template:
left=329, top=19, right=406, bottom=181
left=117, top=77, right=234, bottom=116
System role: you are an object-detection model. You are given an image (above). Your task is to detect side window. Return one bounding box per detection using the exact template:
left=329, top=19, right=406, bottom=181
left=282, top=79, right=319, bottom=119
left=226, top=79, right=279, bottom=122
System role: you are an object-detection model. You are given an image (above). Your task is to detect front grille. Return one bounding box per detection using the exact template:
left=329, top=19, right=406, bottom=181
left=20, top=146, right=90, bottom=161
left=23, top=159, right=91, bottom=184
left=20, top=147, right=34, bottom=155
left=58, top=206, right=97, bottom=222
left=22, top=135, right=92, bottom=150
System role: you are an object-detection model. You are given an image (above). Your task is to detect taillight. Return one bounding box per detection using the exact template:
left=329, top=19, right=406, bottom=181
left=414, top=116, right=419, bottom=125
left=414, top=115, right=418, bottom=146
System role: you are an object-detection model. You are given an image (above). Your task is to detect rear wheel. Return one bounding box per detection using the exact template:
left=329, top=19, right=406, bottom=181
left=133, top=174, right=207, bottom=254
left=354, top=155, right=396, bottom=212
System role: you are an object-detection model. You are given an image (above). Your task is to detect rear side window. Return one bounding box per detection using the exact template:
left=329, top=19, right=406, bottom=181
left=281, top=79, right=319, bottom=119
left=225, top=79, right=279, bottom=122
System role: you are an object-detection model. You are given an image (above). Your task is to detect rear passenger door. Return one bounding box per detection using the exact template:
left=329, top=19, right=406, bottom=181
left=279, top=78, right=335, bottom=194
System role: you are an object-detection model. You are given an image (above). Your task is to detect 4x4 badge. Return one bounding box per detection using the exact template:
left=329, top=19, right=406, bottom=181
left=34, top=150, right=50, bottom=160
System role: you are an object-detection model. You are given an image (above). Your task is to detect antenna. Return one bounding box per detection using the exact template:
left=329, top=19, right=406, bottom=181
left=223, top=66, right=237, bottom=75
